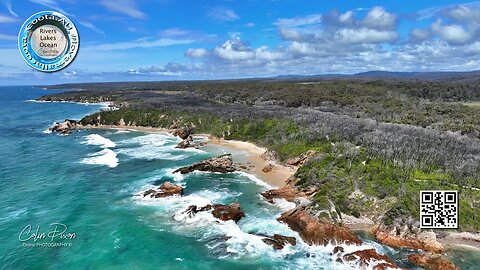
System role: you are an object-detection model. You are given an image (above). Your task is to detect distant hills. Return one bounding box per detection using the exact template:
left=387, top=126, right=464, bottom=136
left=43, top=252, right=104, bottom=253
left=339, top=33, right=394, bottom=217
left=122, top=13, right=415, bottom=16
left=43, top=70, right=480, bottom=89
left=272, top=70, right=480, bottom=82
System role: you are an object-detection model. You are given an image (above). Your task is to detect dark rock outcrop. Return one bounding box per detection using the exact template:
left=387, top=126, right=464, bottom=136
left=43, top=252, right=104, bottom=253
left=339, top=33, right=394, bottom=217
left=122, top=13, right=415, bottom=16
left=142, top=181, right=183, bottom=198
left=210, top=203, right=245, bottom=222
left=173, top=154, right=235, bottom=174
left=183, top=203, right=245, bottom=223
left=175, top=135, right=207, bottom=149
left=176, top=135, right=194, bottom=148
left=277, top=205, right=362, bottom=246
left=332, top=246, right=344, bottom=254
left=261, top=234, right=297, bottom=250
left=408, top=253, right=459, bottom=270
left=48, top=119, right=81, bottom=134
left=172, top=123, right=194, bottom=140
left=342, top=249, right=400, bottom=270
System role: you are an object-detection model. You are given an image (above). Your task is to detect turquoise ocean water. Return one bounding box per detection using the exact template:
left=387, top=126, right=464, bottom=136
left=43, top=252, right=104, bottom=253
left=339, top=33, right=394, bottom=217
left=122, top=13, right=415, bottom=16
left=0, top=87, right=478, bottom=270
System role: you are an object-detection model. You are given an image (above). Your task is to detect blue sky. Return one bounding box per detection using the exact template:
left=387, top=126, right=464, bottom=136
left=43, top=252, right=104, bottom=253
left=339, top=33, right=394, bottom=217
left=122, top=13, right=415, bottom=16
left=1, top=0, right=480, bottom=85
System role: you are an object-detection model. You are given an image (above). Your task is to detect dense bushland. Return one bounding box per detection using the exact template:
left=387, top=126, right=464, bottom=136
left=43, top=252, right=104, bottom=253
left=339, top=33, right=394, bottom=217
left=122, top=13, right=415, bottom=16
left=41, top=77, right=480, bottom=230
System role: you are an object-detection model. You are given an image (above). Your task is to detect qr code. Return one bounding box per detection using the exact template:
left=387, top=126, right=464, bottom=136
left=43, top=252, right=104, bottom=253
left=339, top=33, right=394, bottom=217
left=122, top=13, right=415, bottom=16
left=420, top=190, right=458, bottom=229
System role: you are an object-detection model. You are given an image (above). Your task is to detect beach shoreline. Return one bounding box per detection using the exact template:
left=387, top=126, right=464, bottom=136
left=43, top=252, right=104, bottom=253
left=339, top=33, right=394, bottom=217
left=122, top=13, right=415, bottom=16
left=78, top=125, right=480, bottom=252
left=81, top=125, right=295, bottom=188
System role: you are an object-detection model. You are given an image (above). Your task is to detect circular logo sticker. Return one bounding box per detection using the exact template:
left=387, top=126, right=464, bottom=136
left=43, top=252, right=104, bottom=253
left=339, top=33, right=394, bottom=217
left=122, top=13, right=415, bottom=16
left=18, top=11, right=79, bottom=72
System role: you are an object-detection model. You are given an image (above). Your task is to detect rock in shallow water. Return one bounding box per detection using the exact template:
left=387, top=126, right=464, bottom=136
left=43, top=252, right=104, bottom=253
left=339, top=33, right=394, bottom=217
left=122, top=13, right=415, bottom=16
left=260, top=234, right=297, bottom=250
left=175, top=135, right=206, bottom=149
left=48, top=119, right=80, bottom=134
left=142, top=181, right=183, bottom=198
left=173, top=154, right=235, bottom=174
left=182, top=203, right=245, bottom=223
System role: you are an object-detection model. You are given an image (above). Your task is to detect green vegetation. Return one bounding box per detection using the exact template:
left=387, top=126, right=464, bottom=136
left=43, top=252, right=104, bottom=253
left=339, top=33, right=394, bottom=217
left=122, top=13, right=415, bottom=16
left=81, top=107, right=480, bottom=230
left=296, top=141, right=480, bottom=231
left=82, top=108, right=307, bottom=160
left=44, top=77, right=480, bottom=232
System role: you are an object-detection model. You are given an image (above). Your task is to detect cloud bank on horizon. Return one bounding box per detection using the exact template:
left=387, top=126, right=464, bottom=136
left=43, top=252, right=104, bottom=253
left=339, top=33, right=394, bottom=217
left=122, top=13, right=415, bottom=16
left=1, top=0, right=480, bottom=84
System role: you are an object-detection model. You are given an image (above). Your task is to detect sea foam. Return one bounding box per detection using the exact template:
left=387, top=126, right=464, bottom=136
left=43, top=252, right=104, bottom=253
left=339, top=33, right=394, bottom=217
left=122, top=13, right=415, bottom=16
left=81, top=148, right=119, bottom=168
left=236, top=171, right=272, bottom=189
left=82, top=134, right=116, bottom=148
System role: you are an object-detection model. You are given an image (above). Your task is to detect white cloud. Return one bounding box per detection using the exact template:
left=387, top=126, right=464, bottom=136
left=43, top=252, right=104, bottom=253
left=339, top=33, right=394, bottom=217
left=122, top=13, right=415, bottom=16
left=132, top=62, right=204, bottom=76
left=100, top=0, right=145, bottom=19
left=207, top=7, right=239, bottom=21
left=3, top=0, right=18, bottom=17
left=339, top=11, right=354, bottom=23
left=446, top=6, right=480, bottom=22
left=464, top=41, right=480, bottom=54
left=432, top=20, right=471, bottom=44
left=278, top=28, right=304, bottom=41
left=7, top=3, right=480, bottom=84
left=29, top=0, right=69, bottom=15
left=160, top=28, right=190, bottom=37
left=0, top=33, right=16, bottom=40
left=0, top=14, right=18, bottom=23
left=411, top=28, right=431, bottom=40
left=362, top=6, right=396, bottom=30
left=78, top=21, right=105, bottom=35
left=417, top=1, right=480, bottom=20
left=336, top=28, right=398, bottom=44
left=255, top=46, right=287, bottom=61
left=213, top=37, right=255, bottom=61
left=83, top=38, right=193, bottom=51
left=273, top=14, right=322, bottom=27
left=186, top=48, right=209, bottom=58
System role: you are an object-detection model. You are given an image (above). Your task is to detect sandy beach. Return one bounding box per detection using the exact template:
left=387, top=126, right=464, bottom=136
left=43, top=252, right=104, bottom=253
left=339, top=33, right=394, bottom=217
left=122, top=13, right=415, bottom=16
left=82, top=125, right=295, bottom=188
left=206, top=137, right=296, bottom=188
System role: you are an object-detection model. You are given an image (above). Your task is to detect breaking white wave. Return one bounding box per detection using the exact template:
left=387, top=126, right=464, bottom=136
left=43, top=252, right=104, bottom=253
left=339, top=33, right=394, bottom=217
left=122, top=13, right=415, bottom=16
left=164, top=168, right=185, bottom=183
left=121, top=132, right=393, bottom=268
left=81, top=149, right=118, bottom=168
left=120, top=133, right=178, bottom=147
left=117, top=133, right=190, bottom=160
left=134, top=189, right=238, bottom=208
left=26, top=99, right=111, bottom=108
left=236, top=171, right=272, bottom=189
left=272, top=198, right=297, bottom=211
left=132, top=176, right=387, bottom=269
left=133, top=186, right=295, bottom=259
left=174, top=147, right=206, bottom=154
left=117, top=146, right=187, bottom=161
left=82, top=134, right=116, bottom=148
